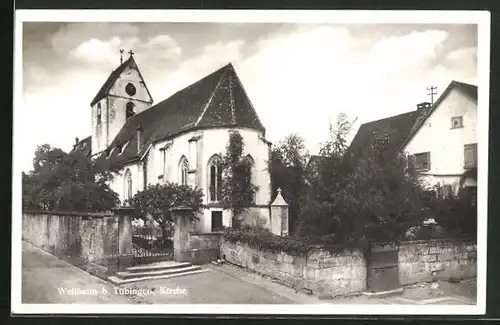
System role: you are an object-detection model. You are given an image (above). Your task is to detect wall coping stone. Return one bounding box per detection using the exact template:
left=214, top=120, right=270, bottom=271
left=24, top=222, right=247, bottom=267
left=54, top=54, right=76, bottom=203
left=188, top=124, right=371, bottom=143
left=23, top=210, right=113, bottom=218
left=190, top=231, right=224, bottom=236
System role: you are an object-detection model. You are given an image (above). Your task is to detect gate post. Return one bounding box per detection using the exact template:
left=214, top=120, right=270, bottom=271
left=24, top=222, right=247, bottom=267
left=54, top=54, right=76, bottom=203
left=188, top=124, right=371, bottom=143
left=111, top=207, right=134, bottom=272
left=171, top=206, right=194, bottom=263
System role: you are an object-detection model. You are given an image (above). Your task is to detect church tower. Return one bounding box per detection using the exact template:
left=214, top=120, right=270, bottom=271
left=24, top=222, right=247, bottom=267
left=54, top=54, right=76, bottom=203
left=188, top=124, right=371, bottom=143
left=90, top=51, right=154, bottom=155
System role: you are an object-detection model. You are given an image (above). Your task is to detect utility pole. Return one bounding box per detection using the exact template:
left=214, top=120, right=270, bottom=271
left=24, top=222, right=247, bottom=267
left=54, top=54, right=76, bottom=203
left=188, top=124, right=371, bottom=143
left=119, top=49, right=124, bottom=64
left=427, top=85, right=438, bottom=105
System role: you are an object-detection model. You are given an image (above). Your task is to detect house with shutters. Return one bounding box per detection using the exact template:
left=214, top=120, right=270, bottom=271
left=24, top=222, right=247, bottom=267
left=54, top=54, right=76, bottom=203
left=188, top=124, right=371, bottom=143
left=400, top=81, right=478, bottom=197
left=348, top=80, right=478, bottom=199
left=71, top=53, right=272, bottom=233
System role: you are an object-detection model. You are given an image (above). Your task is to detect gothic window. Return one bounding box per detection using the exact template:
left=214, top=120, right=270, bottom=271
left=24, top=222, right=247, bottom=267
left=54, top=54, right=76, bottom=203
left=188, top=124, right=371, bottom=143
left=208, top=155, right=222, bottom=202
left=124, top=169, right=132, bottom=203
left=126, top=102, right=136, bottom=119
left=96, top=103, right=102, bottom=124
left=243, top=155, right=255, bottom=202
left=179, top=156, right=189, bottom=186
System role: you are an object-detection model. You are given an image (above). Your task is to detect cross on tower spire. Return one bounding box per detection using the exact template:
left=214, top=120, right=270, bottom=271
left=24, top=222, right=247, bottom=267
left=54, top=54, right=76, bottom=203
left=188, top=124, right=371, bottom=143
left=427, top=85, right=438, bottom=105
left=128, top=50, right=135, bottom=57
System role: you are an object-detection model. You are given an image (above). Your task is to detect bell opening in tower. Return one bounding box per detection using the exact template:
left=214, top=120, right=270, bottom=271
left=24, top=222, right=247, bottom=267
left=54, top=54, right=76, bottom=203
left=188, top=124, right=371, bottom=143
left=126, top=102, right=136, bottom=119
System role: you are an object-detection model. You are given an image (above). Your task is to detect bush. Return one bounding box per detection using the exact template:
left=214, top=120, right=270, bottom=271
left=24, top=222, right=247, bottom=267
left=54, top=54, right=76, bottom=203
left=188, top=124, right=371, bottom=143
left=223, top=226, right=358, bottom=255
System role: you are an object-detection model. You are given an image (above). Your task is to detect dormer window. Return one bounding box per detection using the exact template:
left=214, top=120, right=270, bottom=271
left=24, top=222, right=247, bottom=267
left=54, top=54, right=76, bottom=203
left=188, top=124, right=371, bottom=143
left=97, top=103, right=102, bottom=124
left=126, top=102, right=136, bottom=119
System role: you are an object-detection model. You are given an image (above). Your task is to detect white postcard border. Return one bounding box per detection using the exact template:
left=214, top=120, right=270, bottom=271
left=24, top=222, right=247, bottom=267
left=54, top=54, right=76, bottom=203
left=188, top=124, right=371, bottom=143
left=12, top=9, right=491, bottom=315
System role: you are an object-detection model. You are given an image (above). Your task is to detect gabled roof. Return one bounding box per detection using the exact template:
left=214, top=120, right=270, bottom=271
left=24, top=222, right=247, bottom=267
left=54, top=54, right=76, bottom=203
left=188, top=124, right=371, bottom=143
left=400, top=80, right=477, bottom=150
left=96, top=63, right=265, bottom=168
left=70, top=136, right=92, bottom=157
left=347, top=110, right=422, bottom=163
left=305, top=155, right=333, bottom=174
left=90, top=55, right=153, bottom=107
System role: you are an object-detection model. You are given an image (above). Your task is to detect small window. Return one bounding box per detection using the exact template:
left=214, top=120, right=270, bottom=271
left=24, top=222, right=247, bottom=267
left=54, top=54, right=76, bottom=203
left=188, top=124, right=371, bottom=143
left=126, top=102, right=136, bottom=119
left=464, top=143, right=477, bottom=168
left=97, top=103, right=102, bottom=124
left=211, top=211, right=223, bottom=232
left=413, top=152, right=431, bottom=171
left=451, top=116, right=463, bottom=129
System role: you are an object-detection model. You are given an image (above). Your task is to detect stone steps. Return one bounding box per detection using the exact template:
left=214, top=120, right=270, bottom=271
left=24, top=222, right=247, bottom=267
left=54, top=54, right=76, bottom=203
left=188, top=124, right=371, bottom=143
left=108, top=261, right=209, bottom=285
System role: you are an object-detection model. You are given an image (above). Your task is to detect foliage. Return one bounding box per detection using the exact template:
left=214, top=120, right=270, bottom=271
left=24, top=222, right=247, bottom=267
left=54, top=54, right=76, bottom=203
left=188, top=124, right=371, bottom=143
left=128, top=182, right=204, bottom=238
left=426, top=184, right=477, bottom=238
left=220, top=131, right=259, bottom=228
left=22, top=144, right=120, bottom=212
left=268, top=133, right=309, bottom=234
left=343, top=150, right=428, bottom=243
left=319, top=113, right=357, bottom=158
left=297, top=130, right=429, bottom=245
left=223, top=226, right=359, bottom=255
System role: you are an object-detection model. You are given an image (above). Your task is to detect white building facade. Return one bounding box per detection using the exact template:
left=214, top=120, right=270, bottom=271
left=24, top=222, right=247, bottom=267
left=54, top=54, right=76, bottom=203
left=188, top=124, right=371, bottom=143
left=401, top=81, right=478, bottom=195
left=73, top=54, right=273, bottom=233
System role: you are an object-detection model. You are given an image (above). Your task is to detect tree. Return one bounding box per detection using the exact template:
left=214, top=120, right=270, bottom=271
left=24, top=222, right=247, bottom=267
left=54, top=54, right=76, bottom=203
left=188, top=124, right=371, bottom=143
left=342, top=134, right=428, bottom=244
left=296, top=113, right=356, bottom=239
left=128, top=182, right=204, bottom=238
left=22, top=144, right=120, bottom=212
left=319, top=113, right=357, bottom=158
left=220, top=131, right=259, bottom=228
left=268, top=133, right=309, bottom=234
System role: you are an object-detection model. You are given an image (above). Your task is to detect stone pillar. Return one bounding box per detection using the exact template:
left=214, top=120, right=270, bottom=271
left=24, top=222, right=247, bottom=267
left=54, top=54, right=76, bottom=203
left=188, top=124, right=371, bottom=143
left=188, top=133, right=202, bottom=187
left=270, top=188, right=289, bottom=236
left=110, top=207, right=134, bottom=273
left=172, top=206, right=195, bottom=262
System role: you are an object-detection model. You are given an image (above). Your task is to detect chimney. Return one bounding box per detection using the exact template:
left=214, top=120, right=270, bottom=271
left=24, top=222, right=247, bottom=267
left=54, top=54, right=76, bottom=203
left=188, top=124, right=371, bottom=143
left=417, top=102, right=431, bottom=111
left=75, top=137, right=79, bottom=145
left=136, top=125, right=142, bottom=153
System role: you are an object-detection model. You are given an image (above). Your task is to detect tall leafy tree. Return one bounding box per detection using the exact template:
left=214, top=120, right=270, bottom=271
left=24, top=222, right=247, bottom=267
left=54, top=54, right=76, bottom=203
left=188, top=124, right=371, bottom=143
left=268, top=133, right=309, bottom=234
left=22, top=144, right=120, bottom=212
left=342, top=134, right=428, bottom=243
left=319, top=113, right=357, bottom=158
left=220, top=131, right=259, bottom=228
left=128, top=183, right=204, bottom=238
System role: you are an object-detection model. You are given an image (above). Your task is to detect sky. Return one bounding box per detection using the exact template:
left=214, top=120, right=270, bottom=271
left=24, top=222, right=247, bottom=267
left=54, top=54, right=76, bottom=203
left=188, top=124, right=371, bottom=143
left=20, top=22, right=478, bottom=173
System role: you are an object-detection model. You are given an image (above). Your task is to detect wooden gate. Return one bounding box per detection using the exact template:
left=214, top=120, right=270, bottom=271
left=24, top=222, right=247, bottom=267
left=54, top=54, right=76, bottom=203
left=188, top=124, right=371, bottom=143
left=366, top=242, right=400, bottom=293
left=132, top=225, right=174, bottom=265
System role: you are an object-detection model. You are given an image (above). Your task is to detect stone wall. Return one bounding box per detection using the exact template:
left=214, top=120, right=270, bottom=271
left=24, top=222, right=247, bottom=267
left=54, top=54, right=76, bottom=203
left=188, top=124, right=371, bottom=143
left=221, top=239, right=367, bottom=297
left=22, top=211, right=127, bottom=278
left=398, top=239, right=477, bottom=285
left=221, top=237, right=477, bottom=297
left=186, top=232, right=223, bottom=264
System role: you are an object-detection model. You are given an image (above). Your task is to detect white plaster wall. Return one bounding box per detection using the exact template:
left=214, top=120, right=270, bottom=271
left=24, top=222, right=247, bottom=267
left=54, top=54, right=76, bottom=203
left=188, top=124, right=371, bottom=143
left=145, top=127, right=272, bottom=232
left=109, top=162, right=142, bottom=205
left=150, top=127, right=272, bottom=206
left=108, top=66, right=152, bottom=105
left=91, top=98, right=108, bottom=155
left=403, top=88, right=477, bottom=188
left=91, top=65, right=153, bottom=154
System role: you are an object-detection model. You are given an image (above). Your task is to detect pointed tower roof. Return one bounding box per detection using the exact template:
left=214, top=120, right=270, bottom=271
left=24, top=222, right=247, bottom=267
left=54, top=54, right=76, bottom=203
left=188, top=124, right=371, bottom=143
left=90, top=55, right=153, bottom=106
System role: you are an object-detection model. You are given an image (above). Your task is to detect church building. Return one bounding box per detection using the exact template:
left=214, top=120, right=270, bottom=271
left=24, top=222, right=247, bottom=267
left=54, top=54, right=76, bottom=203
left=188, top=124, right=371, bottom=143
left=72, top=52, right=273, bottom=233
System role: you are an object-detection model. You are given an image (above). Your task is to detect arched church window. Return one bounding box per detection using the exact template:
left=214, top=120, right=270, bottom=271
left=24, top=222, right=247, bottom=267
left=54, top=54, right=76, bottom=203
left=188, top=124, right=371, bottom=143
left=97, top=103, right=101, bottom=124
left=179, top=156, right=189, bottom=186
left=243, top=155, right=255, bottom=202
left=124, top=169, right=133, bottom=204
left=126, top=102, right=136, bottom=119
left=208, top=155, right=222, bottom=202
